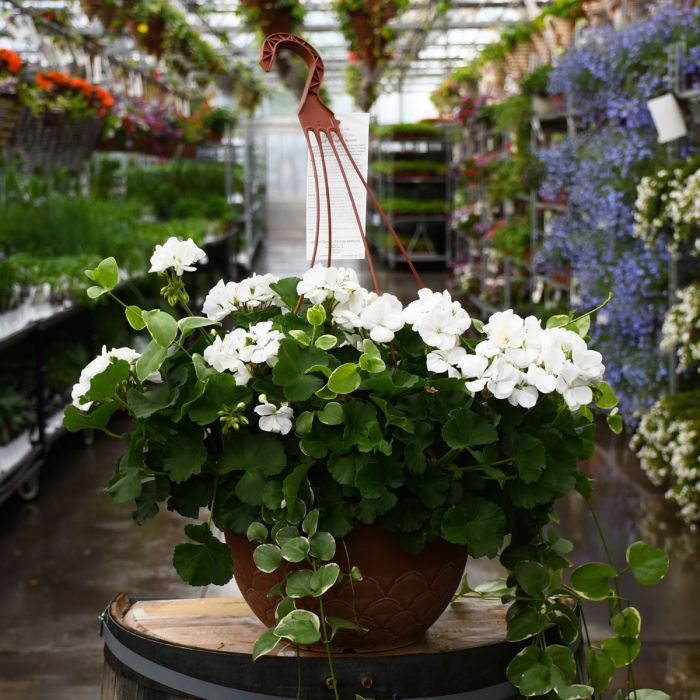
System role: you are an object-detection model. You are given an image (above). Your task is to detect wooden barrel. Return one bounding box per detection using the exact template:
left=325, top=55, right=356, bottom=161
left=100, top=594, right=535, bottom=700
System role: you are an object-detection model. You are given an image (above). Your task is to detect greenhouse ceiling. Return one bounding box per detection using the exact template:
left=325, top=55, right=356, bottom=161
left=3, top=1, right=549, bottom=95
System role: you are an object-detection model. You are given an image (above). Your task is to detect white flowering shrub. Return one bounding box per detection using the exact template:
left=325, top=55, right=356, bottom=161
left=661, top=282, right=700, bottom=374
left=632, top=392, right=700, bottom=526
left=633, top=160, right=700, bottom=254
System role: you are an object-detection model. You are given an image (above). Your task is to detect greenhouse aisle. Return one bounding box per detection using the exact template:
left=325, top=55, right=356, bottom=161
left=0, top=216, right=699, bottom=698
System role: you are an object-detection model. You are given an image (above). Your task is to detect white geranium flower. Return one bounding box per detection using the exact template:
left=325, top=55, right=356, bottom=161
left=203, top=330, right=252, bottom=385
left=254, top=401, right=294, bottom=435
left=403, top=289, right=471, bottom=350
left=508, top=383, right=539, bottom=408
left=486, top=357, right=521, bottom=400
left=297, top=265, right=359, bottom=305
left=241, top=321, right=284, bottom=366
left=359, top=293, right=405, bottom=343
left=476, top=310, right=527, bottom=357
left=426, top=346, right=467, bottom=378
left=202, top=280, right=237, bottom=321
left=332, top=287, right=369, bottom=331
left=555, top=361, right=593, bottom=410
left=572, top=346, right=605, bottom=383
left=71, top=346, right=141, bottom=411
left=235, top=273, right=280, bottom=309
left=459, top=354, right=491, bottom=393
left=525, top=365, right=557, bottom=393
left=149, top=237, right=206, bottom=276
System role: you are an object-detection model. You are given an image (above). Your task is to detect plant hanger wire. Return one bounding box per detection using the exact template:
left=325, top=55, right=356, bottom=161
left=259, top=32, right=426, bottom=296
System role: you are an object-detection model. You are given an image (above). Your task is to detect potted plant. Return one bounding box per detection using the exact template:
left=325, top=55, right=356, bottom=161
left=64, top=238, right=669, bottom=698
left=0, top=48, right=23, bottom=150
left=541, top=0, right=583, bottom=48
left=479, top=43, right=507, bottom=93
left=200, top=106, right=237, bottom=143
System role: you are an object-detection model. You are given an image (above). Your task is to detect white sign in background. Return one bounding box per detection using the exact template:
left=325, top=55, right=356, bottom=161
left=305, top=113, right=370, bottom=261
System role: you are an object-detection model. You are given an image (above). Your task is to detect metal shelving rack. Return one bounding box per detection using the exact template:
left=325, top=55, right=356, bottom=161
left=370, top=128, right=452, bottom=268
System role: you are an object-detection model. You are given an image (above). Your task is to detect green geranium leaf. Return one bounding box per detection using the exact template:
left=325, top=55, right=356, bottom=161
left=63, top=403, right=119, bottom=433
left=246, top=521, right=268, bottom=543
left=515, top=560, right=550, bottom=597
left=107, top=465, right=142, bottom=503
left=218, top=432, right=286, bottom=476
left=570, top=562, right=617, bottom=600
left=86, top=359, right=131, bottom=403
left=512, top=435, right=546, bottom=484
left=252, top=628, right=280, bottom=661
left=285, top=570, right=314, bottom=598
left=506, top=645, right=554, bottom=696
left=309, top=531, right=336, bottom=561
left=126, top=385, right=177, bottom=419
left=328, top=363, right=361, bottom=395
left=172, top=523, right=233, bottom=586
left=601, top=636, right=641, bottom=668
left=310, top=562, right=341, bottom=596
left=143, top=309, right=178, bottom=347
left=125, top=305, right=146, bottom=330
left=442, top=408, right=498, bottom=449
left=272, top=339, right=329, bottom=401
left=586, top=649, right=616, bottom=693
left=325, top=616, right=368, bottom=640
left=318, top=401, right=344, bottom=425
left=163, top=427, right=207, bottom=483
left=270, top=277, right=300, bottom=309
left=86, top=256, right=119, bottom=290
left=441, top=497, right=506, bottom=558
left=611, top=607, right=641, bottom=638
left=136, top=341, right=168, bottom=382
left=190, top=374, right=249, bottom=426
left=363, top=370, right=422, bottom=397
left=280, top=536, right=310, bottom=563
left=315, top=334, right=338, bottom=350
left=273, top=609, right=321, bottom=645
left=253, top=543, right=282, bottom=573
left=283, top=464, right=311, bottom=513
left=234, top=472, right=266, bottom=506
left=626, top=541, right=669, bottom=585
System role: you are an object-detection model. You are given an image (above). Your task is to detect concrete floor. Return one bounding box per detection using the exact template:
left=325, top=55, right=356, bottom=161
left=1, top=206, right=699, bottom=698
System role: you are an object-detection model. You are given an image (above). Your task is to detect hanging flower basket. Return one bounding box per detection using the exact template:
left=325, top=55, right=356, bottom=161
left=4, top=108, right=103, bottom=172
left=240, top=0, right=296, bottom=34
left=531, top=31, right=551, bottom=64
left=512, top=42, right=534, bottom=75
left=552, top=16, right=577, bottom=46
left=347, top=0, right=400, bottom=70
left=129, top=15, right=166, bottom=58
left=0, top=94, right=21, bottom=151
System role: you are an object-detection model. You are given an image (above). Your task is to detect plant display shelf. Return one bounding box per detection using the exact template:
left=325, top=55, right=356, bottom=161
left=370, top=127, right=452, bottom=268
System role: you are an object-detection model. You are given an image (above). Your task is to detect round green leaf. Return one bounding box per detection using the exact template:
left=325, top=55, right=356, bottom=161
left=306, top=304, right=326, bottom=327
left=252, top=628, right=280, bottom=661
left=274, top=525, right=299, bottom=546
left=506, top=606, right=548, bottom=642
left=625, top=691, right=670, bottom=700
left=611, top=607, right=641, bottom=639
left=285, top=570, right=314, bottom=598
left=506, top=645, right=554, bottom=696
left=87, top=285, right=108, bottom=299
left=309, top=531, right=336, bottom=561
left=327, top=363, right=361, bottom=394
left=125, top=305, right=146, bottom=331
left=295, top=410, right=315, bottom=435
left=315, top=334, right=338, bottom=350
left=302, top=509, right=319, bottom=537
left=570, top=562, right=617, bottom=600
left=280, top=536, right=310, bottom=563
left=515, top=560, right=551, bottom=597
left=586, top=649, right=616, bottom=693
left=310, top=562, right=341, bottom=596
left=273, top=609, right=321, bottom=645
left=88, top=256, right=119, bottom=290
left=318, top=401, right=344, bottom=425
left=143, top=309, right=178, bottom=347
left=172, top=523, right=233, bottom=587
left=601, top=636, right=641, bottom=668
left=246, top=522, right=268, bottom=543
left=626, top=541, right=669, bottom=585
left=547, top=645, right=576, bottom=684
left=253, top=543, right=282, bottom=573
left=289, top=329, right=311, bottom=346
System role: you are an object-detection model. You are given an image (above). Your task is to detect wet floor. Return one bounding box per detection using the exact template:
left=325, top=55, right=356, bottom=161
left=1, top=216, right=699, bottom=698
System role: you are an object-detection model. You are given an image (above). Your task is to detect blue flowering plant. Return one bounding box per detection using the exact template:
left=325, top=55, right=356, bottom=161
left=63, top=238, right=668, bottom=698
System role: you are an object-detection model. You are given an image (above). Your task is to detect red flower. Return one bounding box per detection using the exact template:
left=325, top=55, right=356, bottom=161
left=0, top=48, right=22, bottom=74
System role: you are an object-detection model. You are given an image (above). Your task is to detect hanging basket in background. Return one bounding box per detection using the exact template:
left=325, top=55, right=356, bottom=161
left=531, top=31, right=551, bottom=63
left=347, top=0, right=400, bottom=70
left=240, top=0, right=296, bottom=34
left=4, top=108, right=103, bottom=172
left=0, top=94, right=21, bottom=151
left=552, top=16, right=577, bottom=46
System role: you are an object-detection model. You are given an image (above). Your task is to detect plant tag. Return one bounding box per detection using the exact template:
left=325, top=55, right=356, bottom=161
left=306, top=112, right=369, bottom=260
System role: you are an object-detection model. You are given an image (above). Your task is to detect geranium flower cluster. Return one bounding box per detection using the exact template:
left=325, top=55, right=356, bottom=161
left=0, top=48, right=22, bottom=75
left=203, top=321, right=284, bottom=386
left=149, top=237, right=206, bottom=276
left=661, top=283, right=700, bottom=373
left=34, top=70, right=114, bottom=117
left=426, top=309, right=604, bottom=410
left=632, top=392, right=700, bottom=526
left=203, top=273, right=280, bottom=320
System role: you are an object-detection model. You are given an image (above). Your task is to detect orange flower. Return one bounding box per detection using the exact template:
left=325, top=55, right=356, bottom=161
left=36, top=72, right=54, bottom=90
left=0, top=48, right=22, bottom=74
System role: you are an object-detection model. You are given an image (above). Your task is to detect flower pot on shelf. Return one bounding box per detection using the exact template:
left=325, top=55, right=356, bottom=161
left=226, top=525, right=467, bottom=653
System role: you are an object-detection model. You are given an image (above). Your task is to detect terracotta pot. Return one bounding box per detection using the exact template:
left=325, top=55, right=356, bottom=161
left=226, top=524, right=467, bottom=653
left=531, top=32, right=550, bottom=64
left=512, top=42, right=534, bottom=75
left=348, top=0, right=398, bottom=70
